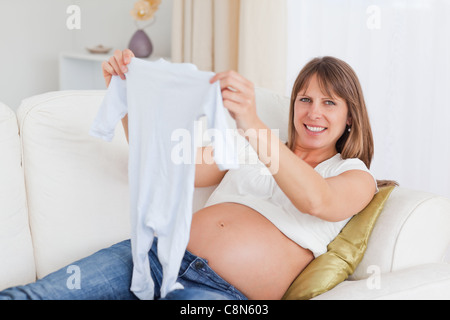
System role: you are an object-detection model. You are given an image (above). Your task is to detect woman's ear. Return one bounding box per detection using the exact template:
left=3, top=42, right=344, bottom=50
left=346, top=116, right=352, bottom=127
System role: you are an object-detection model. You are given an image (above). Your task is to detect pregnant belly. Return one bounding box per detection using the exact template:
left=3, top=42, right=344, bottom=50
left=187, top=202, right=314, bottom=300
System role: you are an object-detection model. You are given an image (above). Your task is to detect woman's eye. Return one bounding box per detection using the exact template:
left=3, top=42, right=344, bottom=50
left=325, top=100, right=336, bottom=106
left=299, top=97, right=311, bottom=103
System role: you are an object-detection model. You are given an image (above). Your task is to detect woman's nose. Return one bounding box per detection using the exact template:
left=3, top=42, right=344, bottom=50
left=307, top=102, right=322, bottom=120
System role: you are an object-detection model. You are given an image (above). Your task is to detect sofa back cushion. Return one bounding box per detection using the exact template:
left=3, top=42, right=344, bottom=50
left=17, top=91, right=131, bottom=278
left=254, top=87, right=290, bottom=142
left=0, top=102, right=36, bottom=290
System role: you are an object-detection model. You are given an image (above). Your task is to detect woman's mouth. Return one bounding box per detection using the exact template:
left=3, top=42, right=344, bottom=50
left=304, top=124, right=327, bottom=133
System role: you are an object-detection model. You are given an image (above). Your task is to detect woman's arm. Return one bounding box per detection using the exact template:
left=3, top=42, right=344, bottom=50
left=210, top=71, right=376, bottom=222
left=121, top=115, right=129, bottom=143
left=194, top=146, right=228, bottom=188
left=245, top=119, right=375, bottom=222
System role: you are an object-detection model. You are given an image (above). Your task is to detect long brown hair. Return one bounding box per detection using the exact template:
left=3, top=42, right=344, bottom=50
left=287, top=56, right=397, bottom=188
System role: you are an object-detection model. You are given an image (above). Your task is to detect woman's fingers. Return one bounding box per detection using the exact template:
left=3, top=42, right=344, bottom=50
left=102, top=61, right=113, bottom=87
left=210, top=70, right=253, bottom=94
left=102, top=61, right=117, bottom=76
left=115, top=50, right=129, bottom=73
left=222, top=88, right=251, bottom=107
left=102, top=49, right=135, bottom=87
left=108, top=49, right=135, bottom=80
left=109, top=55, right=125, bottom=80
left=211, top=71, right=255, bottom=108
left=123, top=49, right=135, bottom=64
left=210, top=70, right=259, bottom=131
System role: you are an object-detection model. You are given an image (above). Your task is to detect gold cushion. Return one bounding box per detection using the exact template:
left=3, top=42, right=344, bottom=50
left=282, top=186, right=395, bottom=300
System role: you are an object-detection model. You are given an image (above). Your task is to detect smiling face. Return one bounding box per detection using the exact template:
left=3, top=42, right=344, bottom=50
left=287, top=57, right=374, bottom=168
left=293, top=74, right=351, bottom=159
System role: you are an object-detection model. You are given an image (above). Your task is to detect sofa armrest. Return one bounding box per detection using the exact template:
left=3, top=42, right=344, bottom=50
left=351, top=187, right=450, bottom=280
left=314, top=263, right=450, bottom=300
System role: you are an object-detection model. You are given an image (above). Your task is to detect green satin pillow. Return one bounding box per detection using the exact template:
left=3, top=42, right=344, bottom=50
left=282, top=186, right=395, bottom=300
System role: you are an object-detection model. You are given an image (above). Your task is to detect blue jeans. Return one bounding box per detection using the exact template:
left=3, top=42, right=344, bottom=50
left=0, top=239, right=247, bottom=300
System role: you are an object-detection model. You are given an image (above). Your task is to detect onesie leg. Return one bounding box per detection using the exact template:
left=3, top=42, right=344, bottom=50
left=156, top=233, right=188, bottom=298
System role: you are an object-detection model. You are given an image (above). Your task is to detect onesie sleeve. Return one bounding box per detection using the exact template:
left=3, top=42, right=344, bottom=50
left=89, top=76, right=128, bottom=142
left=206, top=82, right=240, bottom=171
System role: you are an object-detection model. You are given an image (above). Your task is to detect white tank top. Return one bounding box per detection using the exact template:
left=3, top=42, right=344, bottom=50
left=205, top=140, right=377, bottom=258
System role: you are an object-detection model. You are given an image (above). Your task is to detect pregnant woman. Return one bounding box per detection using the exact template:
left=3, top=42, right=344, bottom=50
left=1, top=50, right=379, bottom=300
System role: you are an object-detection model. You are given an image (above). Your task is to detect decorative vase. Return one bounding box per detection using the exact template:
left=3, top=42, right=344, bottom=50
left=128, top=29, right=153, bottom=58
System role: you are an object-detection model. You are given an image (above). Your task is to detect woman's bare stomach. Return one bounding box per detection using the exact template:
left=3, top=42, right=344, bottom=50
left=187, top=202, right=314, bottom=300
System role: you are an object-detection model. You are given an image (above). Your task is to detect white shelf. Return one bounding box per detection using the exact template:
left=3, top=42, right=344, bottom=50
left=58, top=51, right=169, bottom=90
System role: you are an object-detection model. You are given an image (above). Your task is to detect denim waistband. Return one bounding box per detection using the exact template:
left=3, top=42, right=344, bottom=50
left=177, top=249, right=248, bottom=300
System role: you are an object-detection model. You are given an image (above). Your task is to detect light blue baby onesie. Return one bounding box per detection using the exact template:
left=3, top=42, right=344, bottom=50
left=90, top=58, right=239, bottom=299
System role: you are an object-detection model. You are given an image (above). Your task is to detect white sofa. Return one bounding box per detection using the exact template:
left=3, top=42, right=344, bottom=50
left=1, top=89, right=450, bottom=299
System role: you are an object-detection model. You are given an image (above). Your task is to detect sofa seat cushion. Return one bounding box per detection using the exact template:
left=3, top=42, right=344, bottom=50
left=312, top=263, right=450, bottom=300
left=0, top=102, right=36, bottom=290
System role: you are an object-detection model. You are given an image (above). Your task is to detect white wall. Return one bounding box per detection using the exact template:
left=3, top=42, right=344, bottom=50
left=0, top=0, right=173, bottom=110
left=286, top=0, right=450, bottom=200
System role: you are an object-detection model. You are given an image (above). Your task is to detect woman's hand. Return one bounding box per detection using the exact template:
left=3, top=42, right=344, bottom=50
left=101, top=49, right=135, bottom=87
left=210, top=71, right=260, bottom=132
